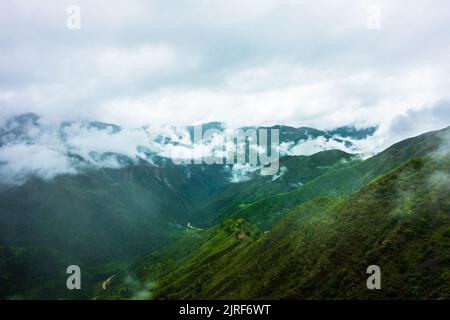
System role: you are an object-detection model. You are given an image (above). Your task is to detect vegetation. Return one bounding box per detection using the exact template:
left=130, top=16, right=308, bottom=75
left=0, top=125, right=448, bottom=299
left=108, top=156, right=449, bottom=299
left=98, top=127, right=450, bottom=300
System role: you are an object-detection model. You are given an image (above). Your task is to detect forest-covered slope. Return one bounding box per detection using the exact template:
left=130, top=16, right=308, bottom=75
left=105, top=155, right=449, bottom=300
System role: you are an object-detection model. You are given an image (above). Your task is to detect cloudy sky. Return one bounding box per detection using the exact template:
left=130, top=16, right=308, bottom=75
left=0, top=0, right=449, bottom=136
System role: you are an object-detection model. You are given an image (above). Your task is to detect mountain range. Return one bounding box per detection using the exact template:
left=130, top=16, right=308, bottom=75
left=0, top=113, right=448, bottom=299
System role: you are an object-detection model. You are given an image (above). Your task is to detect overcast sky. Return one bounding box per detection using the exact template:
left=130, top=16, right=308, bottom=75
left=1, top=0, right=449, bottom=134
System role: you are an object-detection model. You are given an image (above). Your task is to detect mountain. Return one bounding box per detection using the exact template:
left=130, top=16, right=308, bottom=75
left=101, top=154, right=449, bottom=299
left=0, top=115, right=448, bottom=299
left=327, top=125, right=378, bottom=140
left=185, top=122, right=377, bottom=152
left=0, top=114, right=366, bottom=299
left=0, top=113, right=40, bottom=147
left=241, top=124, right=355, bottom=147
left=212, top=126, right=449, bottom=229
left=96, top=126, right=449, bottom=300
left=139, top=155, right=450, bottom=299
left=192, top=149, right=354, bottom=226
left=0, top=159, right=231, bottom=299
left=0, top=149, right=352, bottom=298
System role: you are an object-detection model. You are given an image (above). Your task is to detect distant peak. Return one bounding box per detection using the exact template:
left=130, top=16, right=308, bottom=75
left=327, top=125, right=378, bottom=140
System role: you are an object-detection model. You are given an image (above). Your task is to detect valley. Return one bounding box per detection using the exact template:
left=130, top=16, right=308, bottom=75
left=0, top=117, right=448, bottom=300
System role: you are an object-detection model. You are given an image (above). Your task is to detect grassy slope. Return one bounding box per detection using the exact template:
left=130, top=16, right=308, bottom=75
left=148, top=156, right=450, bottom=299
left=225, top=127, right=448, bottom=229
left=97, top=126, right=450, bottom=300
left=193, top=149, right=354, bottom=226
left=0, top=161, right=230, bottom=299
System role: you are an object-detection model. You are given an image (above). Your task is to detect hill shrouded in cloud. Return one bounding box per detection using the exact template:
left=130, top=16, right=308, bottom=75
left=0, top=113, right=379, bottom=187
left=0, top=123, right=448, bottom=299
left=95, top=126, right=450, bottom=300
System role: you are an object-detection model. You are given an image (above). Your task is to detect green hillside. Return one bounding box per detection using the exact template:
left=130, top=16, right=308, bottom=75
left=193, top=149, right=354, bottom=226
left=116, top=155, right=449, bottom=299
left=220, top=127, right=449, bottom=229
left=0, top=159, right=230, bottom=299
left=96, top=126, right=450, bottom=300
left=0, top=125, right=448, bottom=299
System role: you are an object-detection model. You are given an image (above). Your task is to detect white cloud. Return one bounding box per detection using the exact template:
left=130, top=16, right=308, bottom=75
left=1, top=0, right=449, bottom=130
left=385, top=100, right=450, bottom=145
left=0, top=143, right=76, bottom=186
left=0, top=0, right=449, bottom=185
left=227, top=163, right=259, bottom=183
left=62, top=123, right=150, bottom=160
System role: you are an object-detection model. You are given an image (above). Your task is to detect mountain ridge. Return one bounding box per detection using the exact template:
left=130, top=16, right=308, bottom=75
left=0, top=122, right=448, bottom=299
left=96, top=126, right=450, bottom=300
left=146, top=155, right=449, bottom=299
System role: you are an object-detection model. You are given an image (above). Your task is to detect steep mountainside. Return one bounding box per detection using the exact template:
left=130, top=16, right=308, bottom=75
left=192, top=149, right=354, bottom=225
left=0, top=159, right=230, bottom=299
left=218, top=127, right=449, bottom=229
left=0, top=119, right=447, bottom=299
left=107, top=155, right=449, bottom=299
